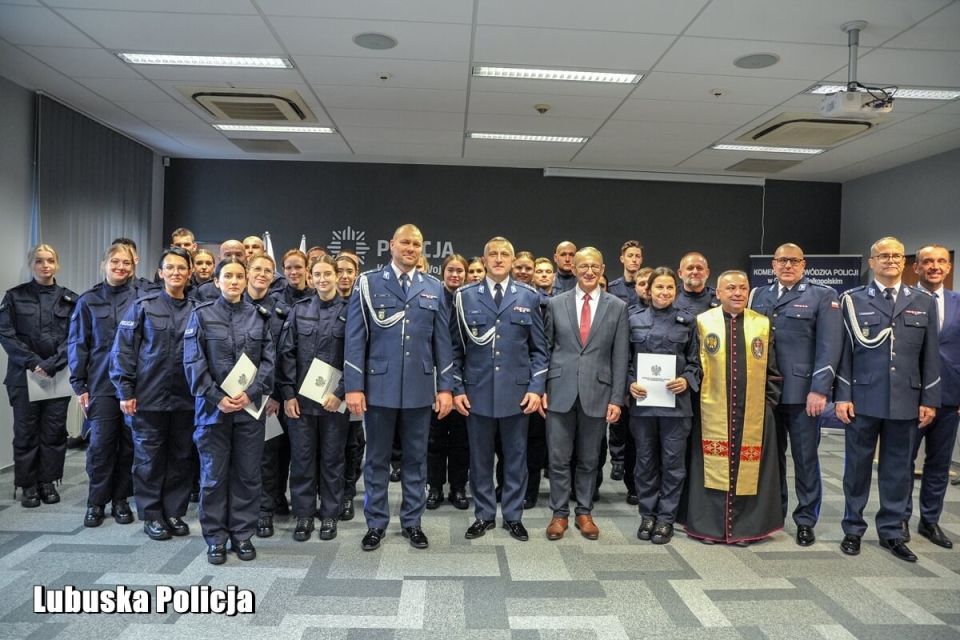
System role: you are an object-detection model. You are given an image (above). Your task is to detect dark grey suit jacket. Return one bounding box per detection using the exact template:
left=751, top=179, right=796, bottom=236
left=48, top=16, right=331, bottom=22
left=544, top=287, right=629, bottom=418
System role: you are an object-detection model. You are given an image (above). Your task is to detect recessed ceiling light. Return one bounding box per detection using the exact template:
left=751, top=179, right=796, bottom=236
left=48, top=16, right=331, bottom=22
left=213, top=124, right=336, bottom=133
left=353, top=32, right=398, bottom=50
left=472, top=66, right=642, bottom=84
left=116, top=53, right=293, bottom=68
left=468, top=132, right=588, bottom=143
left=712, top=143, right=824, bottom=155
left=805, top=84, right=960, bottom=100
left=733, top=53, right=780, bottom=69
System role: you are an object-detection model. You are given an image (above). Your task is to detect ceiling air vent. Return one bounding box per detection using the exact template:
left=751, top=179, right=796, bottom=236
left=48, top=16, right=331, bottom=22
left=737, top=112, right=892, bottom=147
left=176, top=87, right=318, bottom=123
left=228, top=139, right=300, bottom=154
left=725, top=159, right=801, bottom=173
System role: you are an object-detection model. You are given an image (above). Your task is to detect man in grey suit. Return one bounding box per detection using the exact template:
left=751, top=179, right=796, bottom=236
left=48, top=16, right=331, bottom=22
left=542, top=247, right=629, bottom=540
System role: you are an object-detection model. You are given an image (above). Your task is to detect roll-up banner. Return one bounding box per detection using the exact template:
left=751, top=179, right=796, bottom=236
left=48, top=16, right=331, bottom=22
left=749, top=255, right=863, bottom=295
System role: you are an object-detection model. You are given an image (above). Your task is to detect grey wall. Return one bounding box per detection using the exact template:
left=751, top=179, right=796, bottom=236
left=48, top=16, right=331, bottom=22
left=0, top=76, right=35, bottom=469
left=840, top=147, right=960, bottom=262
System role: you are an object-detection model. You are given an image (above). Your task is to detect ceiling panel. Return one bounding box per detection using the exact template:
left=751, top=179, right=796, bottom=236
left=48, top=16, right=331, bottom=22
left=469, top=92, right=622, bottom=118
left=883, top=113, right=960, bottom=136
left=657, top=37, right=849, bottom=80
left=327, top=108, right=464, bottom=130
left=677, top=147, right=823, bottom=171
left=575, top=137, right=708, bottom=166
left=824, top=48, right=960, bottom=87
left=632, top=72, right=813, bottom=106
left=78, top=78, right=171, bottom=102
left=112, top=101, right=207, bottom=122
left=614, top=99, right=772, bottom=125
left=269, top=17, right=472, bottom=60
left=56, top=10, right=283, bottom=53
left=132, top=65, right=303, bottom=85
left=470, top=76, right=635, bottom=98
left=313, top=85, right=465, bottom=112
left=349, top=142, right=463, bottom=158
left=296, top=56, right=468, bottom=91
left=477, top=0, right=707, bottom=33
left=467, top=113, right=602, bottom=136
left=882, top=1, right=960, bottom=51
left=257, top=0, right=473, bottom=23
left=20, top=46, right=141, bottom=79
left=0, top=4, right=96, bottom=46
left=339, top=128, right=462, bottom=145
left=464, top=139, right=580, bottom=162
left=473, top=26, right=675, bottom=70
left=47, top=0, right=257, bottom=12
left=686, top=0, right=951, bottom=46
left=594, top=120, right=735, bottom=144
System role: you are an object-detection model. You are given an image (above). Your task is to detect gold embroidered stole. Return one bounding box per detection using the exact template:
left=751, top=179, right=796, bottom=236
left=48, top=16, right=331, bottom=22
left=697, top=308, right=770, bottom=496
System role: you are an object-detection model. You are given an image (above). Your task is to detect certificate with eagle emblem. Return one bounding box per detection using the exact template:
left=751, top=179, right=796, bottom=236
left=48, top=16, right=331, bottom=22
left=635, top=353, right=677, bottom=408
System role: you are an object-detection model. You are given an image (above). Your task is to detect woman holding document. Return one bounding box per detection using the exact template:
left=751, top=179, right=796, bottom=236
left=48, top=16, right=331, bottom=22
left=0, top=244, right=77, bottom=509
left=277, top=254, right=349, bottom=542
left=627, top=267, right=702, bottom=545
left=184, top=257, right=275, bottom=565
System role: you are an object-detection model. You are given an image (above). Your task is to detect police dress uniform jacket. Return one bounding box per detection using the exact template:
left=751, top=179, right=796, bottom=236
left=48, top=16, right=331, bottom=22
left=450, top=279, right=549, bottom=418
left=183, top=296, right=276, bottom=425
left=68, top=281, right=140, bottom=398
left=277, top=295, right=348, bottom=414
left=749, top=277, right=842, bottom=404
left=0, top=280, right=77, bottom=386
left=675, top=286, right=719, bottom=315
left=109, top=290, right=195, bottom=411
left=836, top=284, right=941, bottom=418
left=626, top=305, right=701, bottom=418
left=607, top=276, right=639, bottom=309
left=343, top=266, right=454, bottom=408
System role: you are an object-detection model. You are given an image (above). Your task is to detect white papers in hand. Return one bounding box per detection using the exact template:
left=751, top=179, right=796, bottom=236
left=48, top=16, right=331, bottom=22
left=635, top=353, right=677, bottom=408
left=26, top=368, right=72, bottom=402
left=299, top=358, right=346, bottom=413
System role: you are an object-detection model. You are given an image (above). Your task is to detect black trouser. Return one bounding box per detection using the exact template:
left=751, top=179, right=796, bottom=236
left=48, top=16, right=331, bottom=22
left=427, top=409, right=469, bottom=489
left=608, top=412, right=628, bottom=464
left=8, top=386, right=68, bottom=487
left=525, top=410, right=548, bottom=496
left=342, top=417, right=365, bottom=499
left=260, top=412, right=289, bottom=515
left=289, top=411, right=350, bottom=519
left=129, top=410, right=194, bottom=521
left=85, top=396, right=133, bottom=506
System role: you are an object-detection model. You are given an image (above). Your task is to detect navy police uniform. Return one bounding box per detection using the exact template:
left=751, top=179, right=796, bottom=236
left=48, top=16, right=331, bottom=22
left=675, top=286, right=720, bottom=315
left=450, top=278, right=549, bottom=523
left=0, top=280, right=77, bottom=491
left=110, top=290, right=195, bottom=522
left=344, top=265, right=454, bottom=531
left=604, top=276, right=637, bottom=478
left=277, top=295, right=350, bottom=520
left=627, top=305, right=701, bottom=524
left=68, top=281, right=139, bottom=509
left=750, top=277, right=842, bottom=528
left=183, top=296, right=275, bottom=546
left=553, top=271, right=577, bottom=295
left=837, top=283, right=940, bottom=541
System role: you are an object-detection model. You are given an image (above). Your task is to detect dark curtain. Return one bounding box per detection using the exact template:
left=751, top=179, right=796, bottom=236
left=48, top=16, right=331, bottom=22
left=37, top=95, right=155, bottom=294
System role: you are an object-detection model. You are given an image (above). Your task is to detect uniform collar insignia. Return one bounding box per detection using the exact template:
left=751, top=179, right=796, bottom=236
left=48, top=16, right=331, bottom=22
left=798, top=283, right=806, bottom=291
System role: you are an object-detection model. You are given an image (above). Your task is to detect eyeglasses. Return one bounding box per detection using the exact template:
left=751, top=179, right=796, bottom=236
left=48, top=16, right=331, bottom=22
left=162, top=265, right=189, bottom=273
left=774, top=258, right=804, bottom=266
left=576, top=264, right=603, bottom=273
left=871, top=253, right=904, bottom=263
left=248, top=267, right=272, bottom=275
left=108, top=259, right=132, bottom=268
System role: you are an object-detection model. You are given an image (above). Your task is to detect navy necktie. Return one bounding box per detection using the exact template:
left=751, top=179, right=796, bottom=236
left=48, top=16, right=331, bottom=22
left=494, top=283, right=503, bottom=308
left=401, top=273, right=409, bottom=295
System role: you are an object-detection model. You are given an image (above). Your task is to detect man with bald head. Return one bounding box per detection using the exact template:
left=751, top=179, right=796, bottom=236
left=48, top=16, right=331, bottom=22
left=242, top=236, right=264, bottom=262
left=552, top=241, right=578, bottom=294
left=344, top=224, right=454, bottom=552
left=192, top=240, right=248, bottom=302
left=675, top=252, right=719, bottom=314
left=749, top=243, right=842, bottom=546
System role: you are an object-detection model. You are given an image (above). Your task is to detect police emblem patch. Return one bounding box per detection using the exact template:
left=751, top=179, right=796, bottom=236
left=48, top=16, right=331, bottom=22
left=751, top=338, right=764, bottom=359
left=862, top=326, right=870, bottom=338
left=377, top=309, right=385, bottom=321
left=705, top=333, right=720, bottom=355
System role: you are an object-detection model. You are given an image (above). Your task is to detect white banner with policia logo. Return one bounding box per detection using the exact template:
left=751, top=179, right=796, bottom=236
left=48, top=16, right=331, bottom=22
left=749, top=254, right=862, bottom=294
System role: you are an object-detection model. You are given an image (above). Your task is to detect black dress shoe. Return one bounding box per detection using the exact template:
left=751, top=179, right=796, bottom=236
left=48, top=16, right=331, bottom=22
left=402, top=526, right=429, bottom=549
left=257, top=515, right=274, bottom=538
left=231, top=538, right=256, bottom=561
left=523, top=492, right=538, bottom=509
left=503, top=520, right=529, bottom=541
left=38, top=482, right=60, bottom=504
left=637, top=517, right=655, bottom=541
left=465, top=519, right=496, bottom=539
left=319, top=518, right=338, bottom=541
left=207, top=543, right=227, bottom=565
left=111, top=499, right=134, bottom=524
left=189, top=491, right=200, bottom=503
left=362, top=528, right=386, bottom=551
left=917, top=521, right=953, bottom=549
left=84, top=504, right=105, bottom=527
left=840, top=534, right=861, bottom=556
left=879, top=537, right=917, bottom=562
left=274, top=495, right=290, bottom=516
left=21, top=485, right=40, bottom=508
left=293, top=517, right=315, bottom=541
left=610, top=461, right=625, bottom=481
left=449, top=488, right=469, bottom=510
left=143, top=519, right=172, bottom=541
left=165, top=517, right=190, bottom=537
left=796, top=525, right=816, bottom=547
left=426, top=488, right=443, bottom=510
left=900, top=520, right=911, bottom=543
left=626, top=493, right=639, bottom=506
left=340, top=498, right=355, bottom=521
left=390, top=468, right=402, bottom=483
left=651, top=521, right=674, bottom=545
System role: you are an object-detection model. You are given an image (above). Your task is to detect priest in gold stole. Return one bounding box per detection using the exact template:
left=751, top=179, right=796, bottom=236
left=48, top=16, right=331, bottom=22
left=681, top=271, right=783, bottom=544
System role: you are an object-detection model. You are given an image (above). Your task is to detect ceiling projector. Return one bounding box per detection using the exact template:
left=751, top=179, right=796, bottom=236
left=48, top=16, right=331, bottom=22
left=819, top=90, right=893, bottom=119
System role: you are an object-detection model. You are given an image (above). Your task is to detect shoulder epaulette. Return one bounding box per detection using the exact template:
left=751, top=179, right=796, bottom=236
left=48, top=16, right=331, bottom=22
left=460, top=280, right=482, bottom=291
left=516, top=281, right=538, bottom=293
left=194, top=300, right=216, bottom=309
left=676, top=309, right=696, bottom=324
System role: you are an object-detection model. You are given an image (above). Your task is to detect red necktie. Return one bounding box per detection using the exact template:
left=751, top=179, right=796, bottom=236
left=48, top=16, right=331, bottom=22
left=580, top=293, right=591, bottom=344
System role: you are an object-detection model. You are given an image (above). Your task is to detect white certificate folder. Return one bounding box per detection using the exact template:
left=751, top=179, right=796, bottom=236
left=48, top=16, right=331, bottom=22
left=635, top=354, right=676, bottom=408
left=220, top=353, right=266, bottom=420
left=26, top=368, right=73, bottom=402
left=299, top=358, right=347, bottom=413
